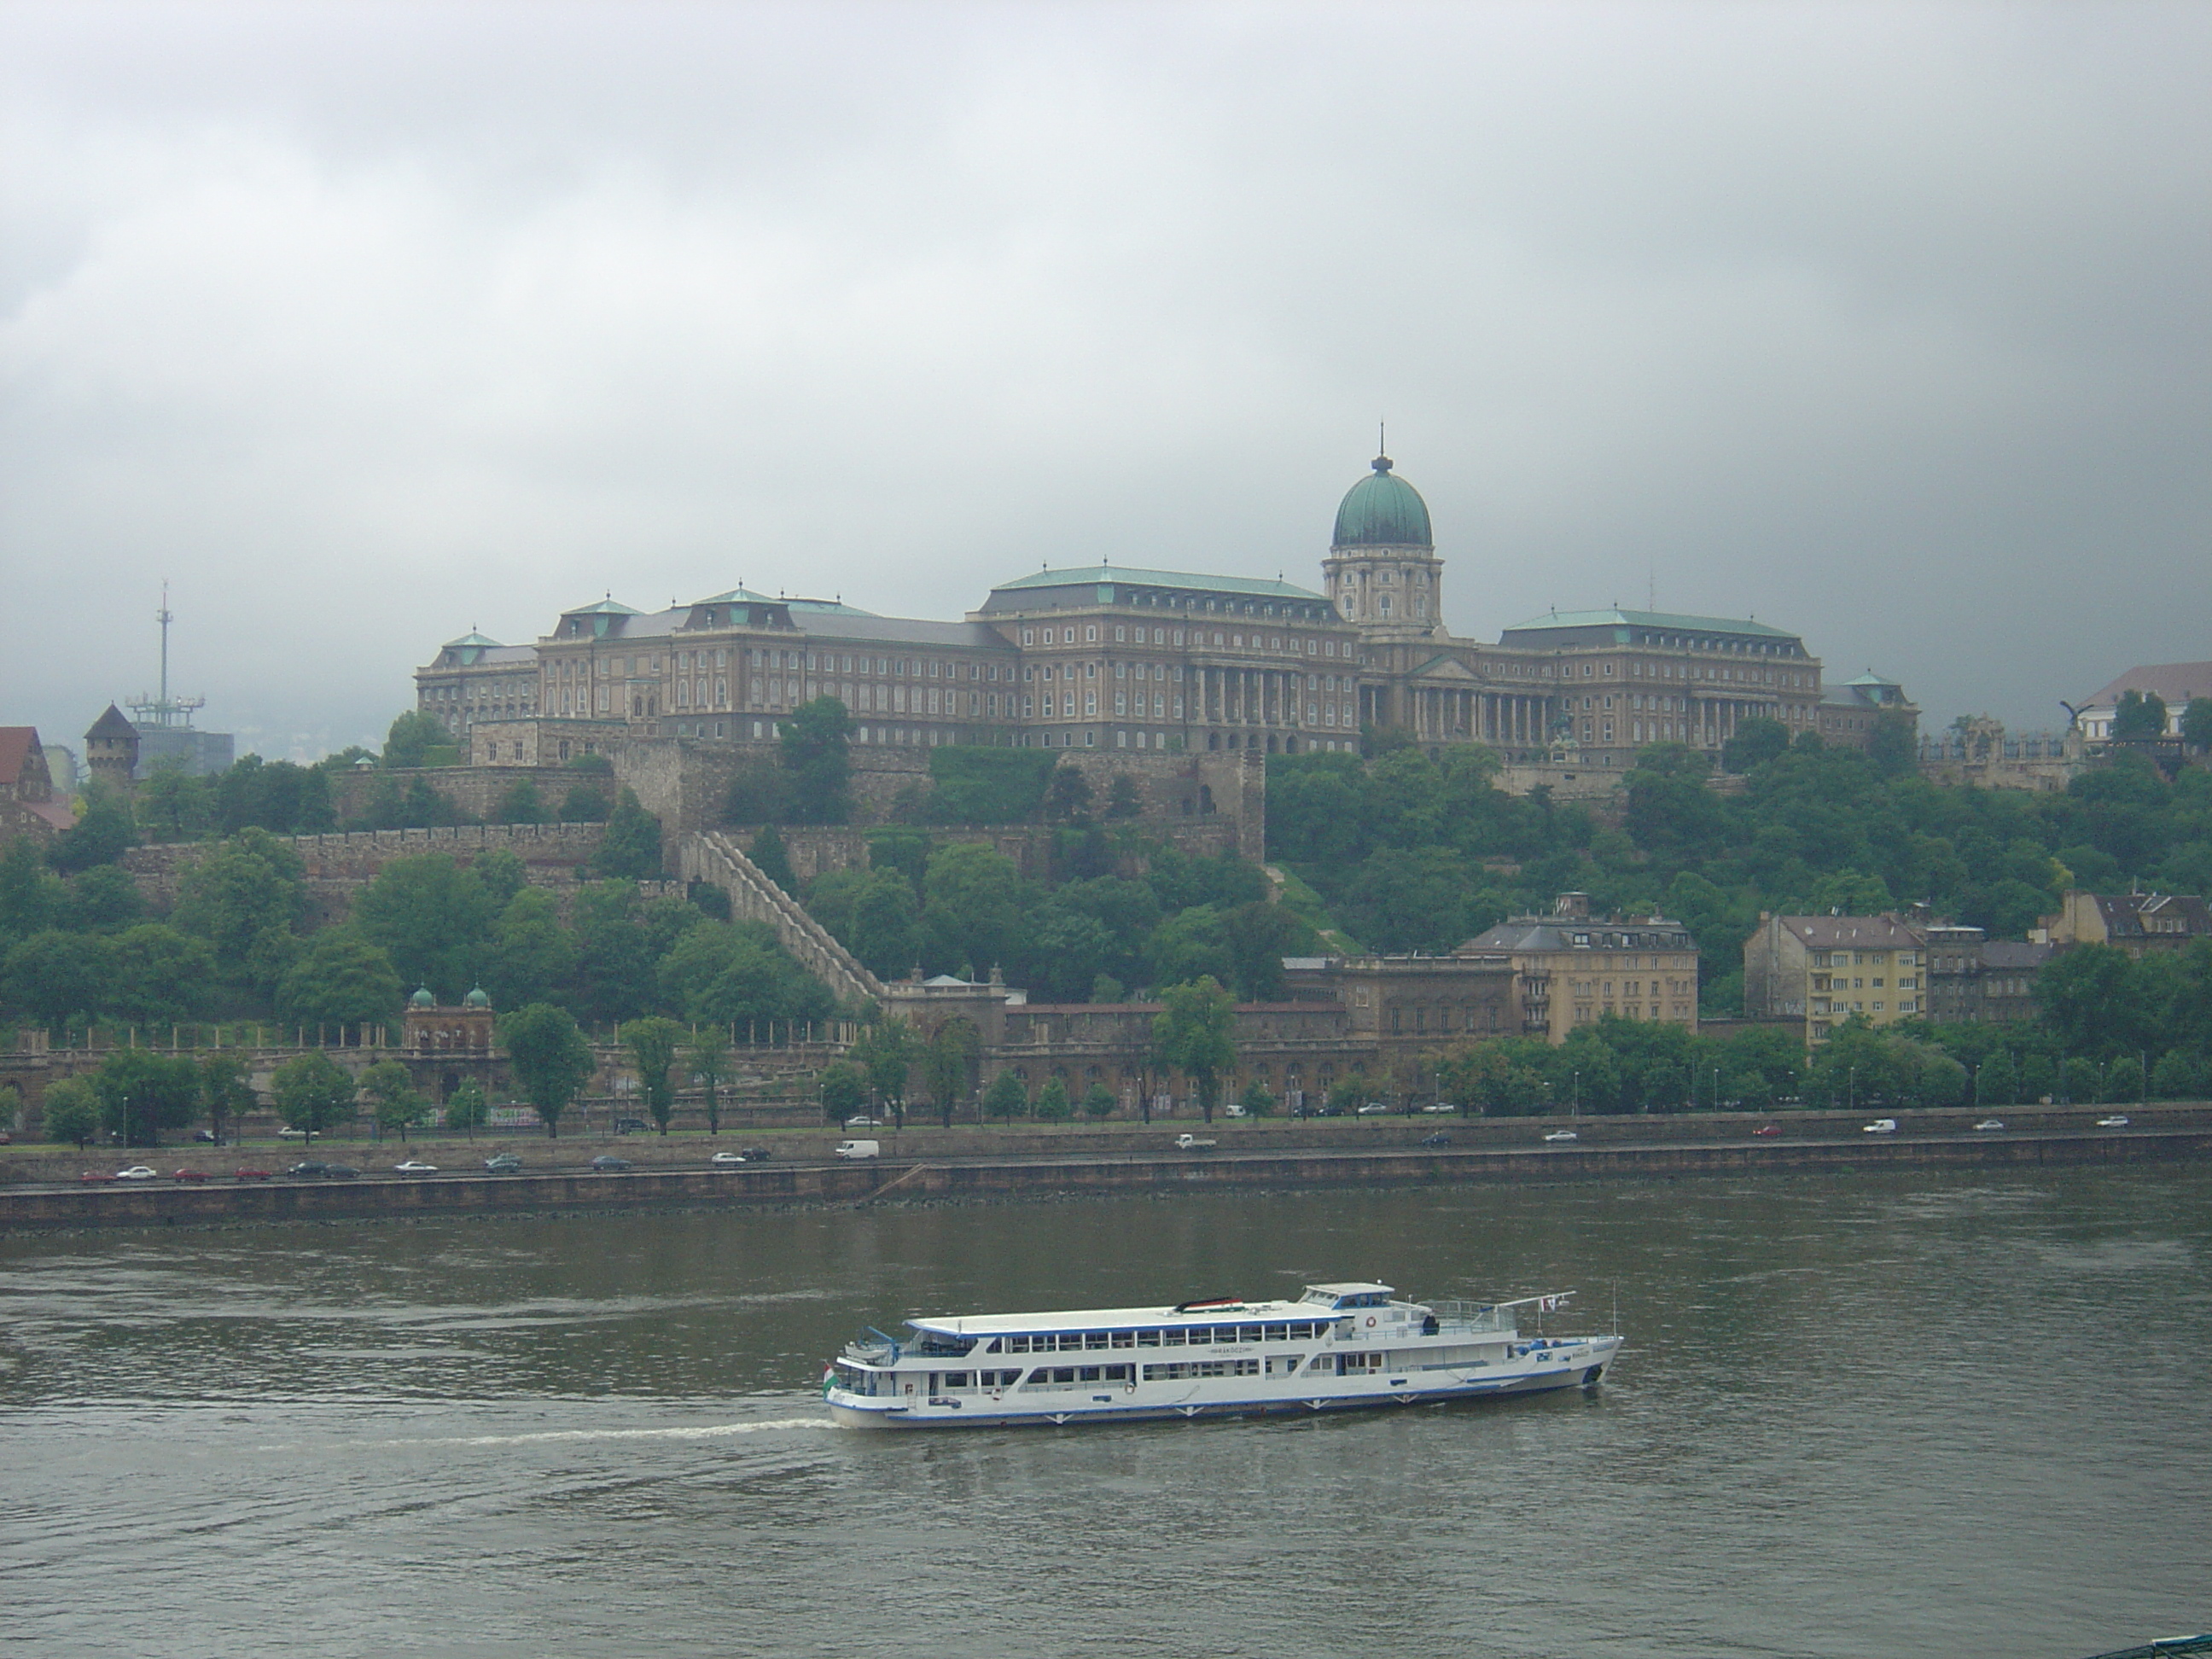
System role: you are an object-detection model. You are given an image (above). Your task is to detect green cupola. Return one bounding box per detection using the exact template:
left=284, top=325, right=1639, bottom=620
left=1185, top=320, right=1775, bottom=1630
left=409, top=986, right=436, bottom=1008
left=463, top=985, right=490, bottom=1009
left=1332, top=454, right=1433, bottom=549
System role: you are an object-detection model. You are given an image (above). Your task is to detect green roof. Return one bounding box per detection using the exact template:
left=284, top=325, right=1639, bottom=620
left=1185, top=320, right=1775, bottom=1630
left=442, top=631, right=503, bottom=649
left=1845, top=671, right=1900, bottom=687
left=990, top=565, right=1329, bottom=602
left=691, top=588, right=778, bottom=606
left=1332, top=456, right=1433, bottom=549
left=1500, top=608, right=1800, bottom=641
left=787, top=597, right=882, bottom=617
left=560, top=598, right=642, bottom=617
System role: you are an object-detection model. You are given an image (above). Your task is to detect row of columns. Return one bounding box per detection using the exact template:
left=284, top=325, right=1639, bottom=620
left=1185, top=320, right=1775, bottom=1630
left=1406, top=685, right=1554, bottom=748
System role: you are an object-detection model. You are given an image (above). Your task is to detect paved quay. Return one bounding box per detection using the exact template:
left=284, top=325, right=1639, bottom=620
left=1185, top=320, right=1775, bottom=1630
left=3, top=1114, right=2206, bottom=1231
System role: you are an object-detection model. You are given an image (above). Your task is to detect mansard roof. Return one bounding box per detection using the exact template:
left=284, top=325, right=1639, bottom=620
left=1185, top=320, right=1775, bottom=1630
left=1499, top=607, right=1801, bottom=643
left=984, top=564, right=1331, bottom=608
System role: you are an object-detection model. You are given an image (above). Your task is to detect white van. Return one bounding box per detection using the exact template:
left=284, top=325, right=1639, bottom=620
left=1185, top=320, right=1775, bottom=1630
left=835, top=1139, right=881, bottom=1160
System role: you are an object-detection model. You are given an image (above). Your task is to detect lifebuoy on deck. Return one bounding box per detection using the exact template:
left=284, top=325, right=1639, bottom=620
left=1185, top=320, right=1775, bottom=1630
left=1365, top=1315, right=1377, bottom=1328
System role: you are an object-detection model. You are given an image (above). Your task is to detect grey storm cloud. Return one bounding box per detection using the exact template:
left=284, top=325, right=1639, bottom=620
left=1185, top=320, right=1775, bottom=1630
left=3, top=0, right=2208, bottom=759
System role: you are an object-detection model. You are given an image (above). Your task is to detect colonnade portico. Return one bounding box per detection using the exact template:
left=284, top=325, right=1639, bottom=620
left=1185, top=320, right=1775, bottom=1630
left=1404, top=684, right=1555, bottom=751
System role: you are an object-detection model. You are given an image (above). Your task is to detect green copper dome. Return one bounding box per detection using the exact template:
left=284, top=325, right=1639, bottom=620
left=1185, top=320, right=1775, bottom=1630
left=409, top=986, right=436, bottom=1008
left=1332, top=455, right=1432, bottom=549
left=463, top=985, right=490, bottom=1009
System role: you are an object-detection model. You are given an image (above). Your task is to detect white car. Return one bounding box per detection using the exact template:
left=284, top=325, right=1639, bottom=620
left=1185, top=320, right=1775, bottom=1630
left=1973, top=1119, right=2005, bottom=1132
left=844, top=1116, right=881, bottom=1129
left=2096, top=1114, right=2130, bottom=1128
left=709, top=1151, right=747, bottom=1166
left=277, top=1127, right=310, bottom=1139
left=1421, top=1103, right=1457, bottom=1115
left=1862, top=1118, right=1898, bottom=1134
left=114, top=1165, right=160, bottom=1180
left=392, top=1161, right=438, bottom=1173
left=1355, top=1103, right=1391, bottom=1116
left=1542, top=1130, right=1578, bottom=1143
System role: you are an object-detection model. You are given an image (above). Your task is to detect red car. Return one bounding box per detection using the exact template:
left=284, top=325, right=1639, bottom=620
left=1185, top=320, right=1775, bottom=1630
left=79, top=1171, right=117, bottom=1183
left=1753, top=1124, right=1783, bottom=1138
left=172, top=1168, right=212, bottom=1182
left=234, top=1167, right=273, bottom=1182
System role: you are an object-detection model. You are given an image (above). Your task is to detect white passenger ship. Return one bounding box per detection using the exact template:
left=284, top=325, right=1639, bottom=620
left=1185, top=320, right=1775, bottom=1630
left=822, top=1281, right=1621, bottom=1429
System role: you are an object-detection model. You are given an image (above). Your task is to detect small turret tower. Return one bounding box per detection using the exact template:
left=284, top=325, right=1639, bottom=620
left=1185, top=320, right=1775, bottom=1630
left=84, top=705, right=139, bottom=793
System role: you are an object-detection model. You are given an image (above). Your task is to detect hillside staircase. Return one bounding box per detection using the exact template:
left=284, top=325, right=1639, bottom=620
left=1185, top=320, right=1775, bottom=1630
left=682, top=831, right=888, bottom=1011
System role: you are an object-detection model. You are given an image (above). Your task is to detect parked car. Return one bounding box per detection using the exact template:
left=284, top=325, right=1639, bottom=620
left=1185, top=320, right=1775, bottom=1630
left=234, top=1167, right=273, bottom=1181
left=736, top=1145, right=772, bottom=1162
left=709, top=1151, right=747, bottom=1167
left=844, top=1116, right=882, bottom=1129
left=1309, top=1105, right=1344, bottom=1118
left=286, top=1161, right=331, bottom=1178
left=1355, top=1103, right=1391, bottom=1116
left=172, top=1168, right=212, bottom=1182
left=1752, top=1124, right=1783, bottom=1138
left=392, top=1161, right=438, bottom=1173
left=1222, top=1103, right=1249, bottom=1119
left=835, top=1139, right=882, bottom=1160
left=1541, top=1130, right=1578, bottom=1144
left=483, top=1154, right=523, bottom=1174
left=277, top=1127, right=310, bottom=1139
left=1861, top=1118, right=1899, bottom=1134
left=1420, top=1103, right=1456, bottom=1115
left=114, top=1165, right=160, bottom=1180
left=614, top=1119, right=649, bottom=1136
left=590, top=1155, right=634, bottom=1172
left=1419, top=1131, right=1452, bottom=1148
left=191, top=1129, right=218, bottom=1144
left=1974, top=1118, right=2005, bottom=1132
left=79, top=1171, right=117, bottom=1183
left=2096, top=1115, right=2131, bottom=1128
left=322, top=1167, right=361, bottom=1179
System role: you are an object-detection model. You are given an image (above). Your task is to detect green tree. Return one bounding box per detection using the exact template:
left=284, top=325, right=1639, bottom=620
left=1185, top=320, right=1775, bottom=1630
left=595, top=789, right=664, bottom=880
left=2182, top=698, right=2212, bottom=753
left=443, top=1079, right=490, bottom=1137
left=1033, top=1075, right=1072, bottom=1121
left=2110, top=689, right=2168, bottom=742
left=492, top=777, right=550, bottom=825
left=199, top=1053, right=256, bottom=1144
left=2059, top=1055, right=2101, bottom=1104
left=1044, top=765, right=1095, bottom=824
left=656, top=919, right=833, bottom=1032
left=482, top=888, right=574, bottom=1011
left=2151, top=1049, right=2203, bottom=1101
left=1721, top=716, right=1791, bottom=774
left=2103, top=1053, right=2146, bottom=1103
left=500, top=1003, right=597, bottom=1138
left=60, top=864, right=144, bottom=933
left=685, top=1027, right=732, bottom=1135
left=1082, top=1080, right=1119, bottom=1119
left=2034, top=944, right=2167, bottom=1058
left=136, top=765, right=216, bottom=841
left=48, top=789, right=137, bottom=875
left=105, top=925, right=216, bottom=1024
left=0, top=835, right=61, bottom=937
left=1105, top=774, right=1143, bottom=818
left=1144, top=905, right=1234, bottom=991
left=271, top=1051, right=356, bottom=1144
left=275, top=932, right=405, bottom=1033
left=749, top=824, right=797, bottom=893
left=352, top=855, right=496, bottom=999
left=981, top=1068, right=1027, bottom=1122
left=560, top=781, right=612, bottom=823
left=848, top=868, right=922, bottom=977
left=1868, top=709, right=1918, bottom=776
left=780, top=697, right=856, bottom=824
left=852, top=1016, right=918, bottom=1127
left=44, top=1076, right=102, bottom=1148
left=381, top=710, right=448, bottom=769
left=2, top=931, right=112, bottom=1027
left=819, top=1059, right=868, bottom=1124
left=1237, top=1080, right=1277, bottom=1117
left=359, top=1058, right=430, bottom=1142
left=623, top=1016, right=685, bottom=1133
left=1153, top=975, right=1237, bottom=1122
left=920, top=841, right=1031, bottom=980
left=921, top=1016, right=981, bottom=1129
left=171, top=827, right=309, bottom=994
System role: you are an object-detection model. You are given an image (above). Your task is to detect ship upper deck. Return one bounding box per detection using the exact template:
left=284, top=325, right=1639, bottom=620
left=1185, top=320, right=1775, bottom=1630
left=908, top=1284, right=1403, bottom=1340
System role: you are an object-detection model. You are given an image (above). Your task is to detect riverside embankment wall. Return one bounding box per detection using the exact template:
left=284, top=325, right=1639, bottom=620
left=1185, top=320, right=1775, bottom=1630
left=6, top=1126, right=2207, bottom=1231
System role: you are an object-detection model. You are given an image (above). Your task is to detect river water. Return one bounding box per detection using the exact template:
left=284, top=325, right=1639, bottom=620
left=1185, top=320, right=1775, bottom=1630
left=3, top=1168, right=2207, bottom=1659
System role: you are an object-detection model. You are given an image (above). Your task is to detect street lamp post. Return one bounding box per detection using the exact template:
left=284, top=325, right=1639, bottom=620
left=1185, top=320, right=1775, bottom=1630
left=1848, top=1065, right=1857, bottom=1115
left=1571, top=1070, right=1580, bottom=1118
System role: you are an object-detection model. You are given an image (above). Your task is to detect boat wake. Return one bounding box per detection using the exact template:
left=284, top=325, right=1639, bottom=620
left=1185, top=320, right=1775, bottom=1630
left=253, top=1417, right=831, bottom=1452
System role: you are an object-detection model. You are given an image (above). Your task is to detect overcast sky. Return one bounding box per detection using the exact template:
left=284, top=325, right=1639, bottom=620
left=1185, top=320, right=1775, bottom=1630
left=4, top=0, right=2208, bottom=762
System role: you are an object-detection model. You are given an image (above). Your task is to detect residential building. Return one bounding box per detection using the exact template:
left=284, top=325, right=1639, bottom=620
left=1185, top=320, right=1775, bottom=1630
left=1743, top=913, right=1925, bottom=1046
left=0, top=727, right=74, bottom=844
left=2069, top=661, right=2212, bottom=745
left=418, top=451, right=1904, bottom=777
left=1461, top=892, right=1700, bottom=1042
left=1921, top=923, right=2052, bottom=1024
left=2035, top=889, right=2212, bottom=957
left=1278, top=950, right=1520, bottom=1062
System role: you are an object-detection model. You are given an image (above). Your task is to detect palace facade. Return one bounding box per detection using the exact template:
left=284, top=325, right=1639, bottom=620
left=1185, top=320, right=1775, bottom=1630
left=416, top=453, right=1912, bottom=772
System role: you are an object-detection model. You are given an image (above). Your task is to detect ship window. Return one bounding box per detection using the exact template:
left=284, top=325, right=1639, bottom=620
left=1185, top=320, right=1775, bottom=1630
left=945, top=1372, right=970, bottom=1388
left=1239, top=1324, right=1265, bottom=1342
left=1137, top=1330, right=1161, bottom=1347
left=1104, top=1365, right=1132, bottom=1382
left=1003, top=1336, right=1028, bottom=1353
left=1185, top=1327, right=1210, bottom=1347
left=1078, top=1366, right=1102, bottom=1382
left=1263, top=1324, right=1288, bottom=1342
left=1085, top=1332, right=1109, bottom=1350
left=1061, top=1333, right=1089, bottom=1352
left=1110, top=1331, right=1134, bottom=1348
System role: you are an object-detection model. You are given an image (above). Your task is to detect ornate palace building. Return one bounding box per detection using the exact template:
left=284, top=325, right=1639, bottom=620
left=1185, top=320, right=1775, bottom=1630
left=416, top=452, right=1911, bottom=771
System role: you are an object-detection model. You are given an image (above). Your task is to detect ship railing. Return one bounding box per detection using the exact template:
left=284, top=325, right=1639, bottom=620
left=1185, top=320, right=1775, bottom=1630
left=1423, top=1301, right=1517, bottom=1334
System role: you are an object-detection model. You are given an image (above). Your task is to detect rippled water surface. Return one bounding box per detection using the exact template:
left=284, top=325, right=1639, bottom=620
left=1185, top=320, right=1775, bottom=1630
left=4, top=1168, right=2208, bottom=1658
